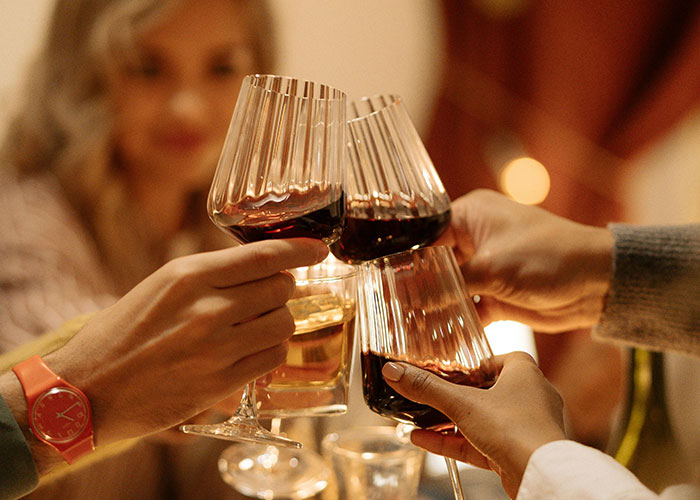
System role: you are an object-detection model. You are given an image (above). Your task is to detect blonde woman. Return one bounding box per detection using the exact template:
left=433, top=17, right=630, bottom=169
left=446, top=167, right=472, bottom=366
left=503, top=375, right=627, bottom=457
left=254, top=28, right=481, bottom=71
left=0, top=0, right=276, bottom=498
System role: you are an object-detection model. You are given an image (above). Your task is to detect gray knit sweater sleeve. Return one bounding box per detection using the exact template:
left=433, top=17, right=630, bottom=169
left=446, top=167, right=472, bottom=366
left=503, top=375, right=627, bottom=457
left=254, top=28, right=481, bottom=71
left=594, top=223, right=700, bottom=356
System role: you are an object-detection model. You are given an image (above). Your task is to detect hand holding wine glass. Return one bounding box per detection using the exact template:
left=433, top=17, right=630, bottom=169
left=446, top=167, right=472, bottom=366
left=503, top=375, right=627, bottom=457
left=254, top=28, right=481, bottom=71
left=434, top=189, right=613, bottom=332
left=380, top=352, right=566, bottom=499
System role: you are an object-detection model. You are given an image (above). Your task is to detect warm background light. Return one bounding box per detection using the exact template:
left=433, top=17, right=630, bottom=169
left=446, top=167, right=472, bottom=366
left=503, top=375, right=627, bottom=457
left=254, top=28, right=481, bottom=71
left=485, top=320, right=537, bottom=362
left=500, top=156, right=550, bottom=205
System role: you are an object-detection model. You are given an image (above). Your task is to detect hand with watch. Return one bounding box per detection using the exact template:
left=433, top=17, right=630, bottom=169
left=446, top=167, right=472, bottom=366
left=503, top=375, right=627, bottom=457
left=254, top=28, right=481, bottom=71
left=12, top=355, right=94, bottom=465
left=0, top=238, right=328, bottom=485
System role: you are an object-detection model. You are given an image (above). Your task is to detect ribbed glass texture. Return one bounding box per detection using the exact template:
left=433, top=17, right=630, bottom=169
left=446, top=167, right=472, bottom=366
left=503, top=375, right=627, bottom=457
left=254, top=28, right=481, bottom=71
left=208, top=74, right=346, bottom=224
left=357, top=246, right=496, bottom=376
left=346, top=94, right=450, bottom=219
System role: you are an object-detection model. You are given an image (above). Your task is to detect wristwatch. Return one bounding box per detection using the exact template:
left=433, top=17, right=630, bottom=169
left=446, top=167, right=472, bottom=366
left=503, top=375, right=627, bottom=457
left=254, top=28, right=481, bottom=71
left=12, top=355, right=94, bottom=464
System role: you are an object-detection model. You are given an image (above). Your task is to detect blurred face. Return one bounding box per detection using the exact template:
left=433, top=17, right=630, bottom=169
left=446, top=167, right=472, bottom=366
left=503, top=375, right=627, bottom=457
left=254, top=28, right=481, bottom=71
left=108, top=0, right=256, bottom=192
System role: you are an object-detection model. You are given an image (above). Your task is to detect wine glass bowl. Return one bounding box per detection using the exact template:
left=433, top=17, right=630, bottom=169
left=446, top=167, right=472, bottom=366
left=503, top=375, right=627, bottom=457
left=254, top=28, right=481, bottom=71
left=208, top=74, right=347, bottom=245
left=330, top=94, right=451, bottom=263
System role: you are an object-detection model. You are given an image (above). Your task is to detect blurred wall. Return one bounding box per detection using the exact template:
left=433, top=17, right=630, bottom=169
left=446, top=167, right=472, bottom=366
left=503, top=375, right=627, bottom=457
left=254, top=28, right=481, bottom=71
left=0, top=0, right=53, bottom=138
left=0, top=0, right=445, bottom=139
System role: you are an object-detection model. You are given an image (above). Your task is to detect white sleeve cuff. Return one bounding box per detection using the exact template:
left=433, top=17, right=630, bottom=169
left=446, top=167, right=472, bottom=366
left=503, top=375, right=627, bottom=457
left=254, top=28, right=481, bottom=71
left=516, top=440, right=659, bottom=500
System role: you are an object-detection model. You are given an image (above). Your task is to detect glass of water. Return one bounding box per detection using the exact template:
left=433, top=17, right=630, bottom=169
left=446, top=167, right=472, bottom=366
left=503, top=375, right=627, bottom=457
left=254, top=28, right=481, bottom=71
left=322, top=426, right=425, bottom=500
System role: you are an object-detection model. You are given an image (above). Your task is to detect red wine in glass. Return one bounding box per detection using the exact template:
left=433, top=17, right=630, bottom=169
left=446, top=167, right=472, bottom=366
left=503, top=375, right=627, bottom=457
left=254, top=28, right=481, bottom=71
left=330, top=207, right=451, bottom=264
left=361, top=351, right=495, bottom=432
left=211, top=187, right=345, bottom=244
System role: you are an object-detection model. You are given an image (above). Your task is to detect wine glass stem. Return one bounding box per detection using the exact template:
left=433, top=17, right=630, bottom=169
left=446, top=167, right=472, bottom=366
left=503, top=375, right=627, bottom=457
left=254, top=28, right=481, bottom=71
left=270, top=417, right=282, bottom=435
left=229, top=382, right=257, bottom=421
left=445, top=457, right=466, bottom=500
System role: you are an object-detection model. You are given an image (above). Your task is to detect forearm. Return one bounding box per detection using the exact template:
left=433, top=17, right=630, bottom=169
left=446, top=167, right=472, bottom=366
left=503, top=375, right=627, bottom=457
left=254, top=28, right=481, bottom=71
left=0, top=316, right=139, bottom=485
left=595, top=224, right=700, bottom=356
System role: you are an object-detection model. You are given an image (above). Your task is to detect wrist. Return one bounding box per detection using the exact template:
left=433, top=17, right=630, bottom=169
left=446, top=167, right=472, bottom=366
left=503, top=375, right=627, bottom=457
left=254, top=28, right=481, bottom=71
left=42, top=346, right=111, bottom=446
left=578, top=225, right=614, bottom=319
left=12, top=354, right=96, bottom=468
left=512, top=431, right=567, bottom=489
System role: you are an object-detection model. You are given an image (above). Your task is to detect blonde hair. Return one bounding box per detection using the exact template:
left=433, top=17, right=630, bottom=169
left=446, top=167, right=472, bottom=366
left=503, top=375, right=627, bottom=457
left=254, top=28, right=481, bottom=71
left=1, top=0, right=274, bottom=291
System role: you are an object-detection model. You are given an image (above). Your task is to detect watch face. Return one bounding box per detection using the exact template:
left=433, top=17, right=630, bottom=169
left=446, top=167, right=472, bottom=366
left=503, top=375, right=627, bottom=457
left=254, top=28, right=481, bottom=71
left=31, top=387, right=90, bottom=443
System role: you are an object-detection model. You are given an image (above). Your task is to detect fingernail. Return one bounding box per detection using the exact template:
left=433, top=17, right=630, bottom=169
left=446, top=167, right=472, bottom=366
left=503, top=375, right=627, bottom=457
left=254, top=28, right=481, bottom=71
left=382, top=362, right=405, bottom=382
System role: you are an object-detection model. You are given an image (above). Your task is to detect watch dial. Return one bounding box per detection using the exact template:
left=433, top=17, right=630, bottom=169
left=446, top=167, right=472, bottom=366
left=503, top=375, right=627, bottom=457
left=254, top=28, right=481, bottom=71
left=32, top=387, right=90, bottom=443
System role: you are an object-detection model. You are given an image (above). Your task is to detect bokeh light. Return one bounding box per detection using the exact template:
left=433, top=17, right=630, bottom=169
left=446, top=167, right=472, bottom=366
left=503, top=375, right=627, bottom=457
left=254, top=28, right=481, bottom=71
left=500, top=156, right=550, bottom=205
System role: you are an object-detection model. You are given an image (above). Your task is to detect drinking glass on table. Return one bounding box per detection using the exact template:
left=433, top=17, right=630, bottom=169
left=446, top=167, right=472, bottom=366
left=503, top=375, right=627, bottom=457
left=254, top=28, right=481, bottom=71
left=322, top=426, right=425, bottom=500
left=356, top=245, right=498, bottom=500
left=330, top=94, right=451, bottom=264
left=218, top=257, right=357, bottom=499
left=180, top=74, right=347, bottom=448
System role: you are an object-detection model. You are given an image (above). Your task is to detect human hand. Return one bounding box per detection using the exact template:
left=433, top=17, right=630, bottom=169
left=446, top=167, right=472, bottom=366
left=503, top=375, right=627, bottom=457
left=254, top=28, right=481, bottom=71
left=381, top=352, right=566, bottom=499
left=45, top=238, right=328, bottom=446
left=436, top=189, right=614, bottom=332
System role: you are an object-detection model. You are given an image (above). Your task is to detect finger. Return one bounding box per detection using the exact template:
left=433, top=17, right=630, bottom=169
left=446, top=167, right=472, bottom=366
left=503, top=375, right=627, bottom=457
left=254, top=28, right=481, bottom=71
left=224, top=341, right=290, bottom=388
left=193, top=238, right=329, bottom=288
left=225, top=306, right=296, bottom=362
left=432, top=225, right=456, bottom=249
left=184, top=272, right=295, bottom=330
left=222, top=272, right=296, bottom=324
left=410, top=430, right=491, bottom=470
left=381, top=362, right=478, bottom=421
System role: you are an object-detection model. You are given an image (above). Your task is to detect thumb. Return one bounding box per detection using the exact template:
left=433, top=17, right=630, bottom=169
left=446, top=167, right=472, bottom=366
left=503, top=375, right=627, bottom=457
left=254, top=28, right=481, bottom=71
left=382, top=362, right=478, bottom=423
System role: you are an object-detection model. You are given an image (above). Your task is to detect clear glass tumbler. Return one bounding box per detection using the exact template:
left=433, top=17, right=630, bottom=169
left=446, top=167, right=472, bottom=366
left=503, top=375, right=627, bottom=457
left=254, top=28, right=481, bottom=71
left=322, top=425, right=425, bottom=500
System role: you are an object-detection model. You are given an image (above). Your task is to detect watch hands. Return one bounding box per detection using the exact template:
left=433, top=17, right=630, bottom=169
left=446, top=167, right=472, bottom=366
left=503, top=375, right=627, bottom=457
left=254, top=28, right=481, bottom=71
left=56, top=402, right=81, bottom=421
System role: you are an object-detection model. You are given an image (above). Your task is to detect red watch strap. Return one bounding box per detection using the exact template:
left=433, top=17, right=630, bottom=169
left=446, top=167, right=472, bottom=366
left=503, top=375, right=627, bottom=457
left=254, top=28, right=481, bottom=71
left=63, top=436, right=95, bottom=465
left=12, top=355, right=62, bottom=401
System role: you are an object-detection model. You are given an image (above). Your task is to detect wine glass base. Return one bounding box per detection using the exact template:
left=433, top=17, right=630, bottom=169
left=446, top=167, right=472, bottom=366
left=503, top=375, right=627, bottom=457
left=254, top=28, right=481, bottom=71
left=218, top=443, right=330, bottom=500
left=179, top=421, right=302, bottom=448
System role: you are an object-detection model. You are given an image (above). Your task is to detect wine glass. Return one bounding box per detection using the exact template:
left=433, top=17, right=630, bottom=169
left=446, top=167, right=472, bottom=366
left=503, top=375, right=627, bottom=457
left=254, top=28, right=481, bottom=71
left=356, top=245, right=499, bottom=500
left=207, top=74, right=346, bottom=245
left=217, top=257, right=357, bottom=499
left=180, top=74, right=347, bottom=448
left=330, top=94, right=451, bottom=264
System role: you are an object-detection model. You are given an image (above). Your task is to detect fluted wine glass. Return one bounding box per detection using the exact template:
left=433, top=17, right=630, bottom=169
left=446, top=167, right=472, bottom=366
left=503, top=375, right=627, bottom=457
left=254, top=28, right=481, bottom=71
left=207, top=74, right=346, bottom=244
left=330, top=94, right=451, bottom=264
left=180, top=74, right=346, bottom=448
left=356, top=245, right=499, bottom=500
